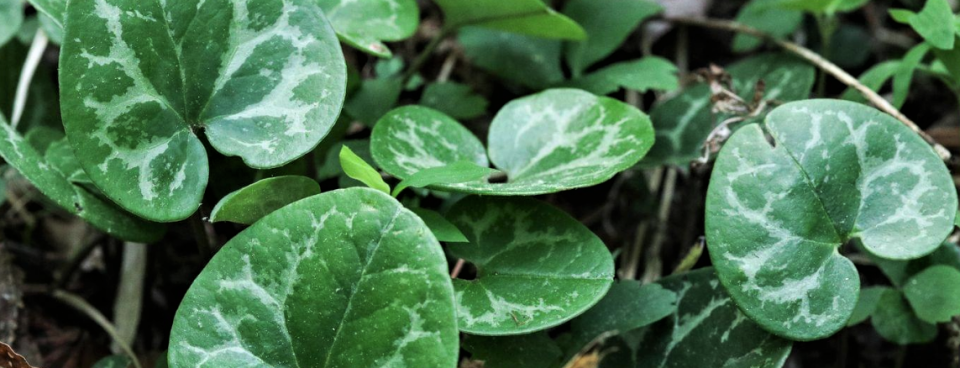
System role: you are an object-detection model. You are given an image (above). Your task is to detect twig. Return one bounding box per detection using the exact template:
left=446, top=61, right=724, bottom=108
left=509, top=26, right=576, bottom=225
left=50, top=290, right=143, bottom=368
left=12, top=29, right=48, bottom=129
left=641, top=167, right=678, bottom=283
left=188, top=210, right=212, bottom=259
left=665, top=16, right=952, bottom=161
left=401, top=28, right=452, bottom=84
left=436, top=52, right=458, bottom=83
left=112, top=242, right=146, bottom=354
left=450, top=259, right=465, bottom=279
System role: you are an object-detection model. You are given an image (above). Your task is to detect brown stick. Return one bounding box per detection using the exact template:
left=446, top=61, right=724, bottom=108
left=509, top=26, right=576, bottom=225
left=665, top=16, right=952, bottom=161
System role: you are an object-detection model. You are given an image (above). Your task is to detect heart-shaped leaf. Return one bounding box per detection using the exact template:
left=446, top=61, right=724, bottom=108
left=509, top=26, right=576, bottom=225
left=561, top=0, right=661, bottom=76
left=563, top=57, right=679, bottom=96
left=435, top=0, right=585, bottom=40
left=169, top=188, right=459, bottom=368
left=0, top=0, right=23, bottom=47
left=209, top=175, right=321, bottom=225
left=846, top=287, right=884, bottom=326
left=447, top=196, right=614, bottom=335
left=60, top=0, right=347, bottom=222
left=0, top=116, right=163, bottom=242
left=372, top=89, right=654, bottom=195
left=636, top=268, right=792, bottom=368
left=902, top=265, right=960, bottom=323
left=643, top=53, right=814, bottom=166
left=707, top=99, right=956, bottom=340
left=871, top=287, right=937, bottom=345
left=317, top=0, right=418, bottom=58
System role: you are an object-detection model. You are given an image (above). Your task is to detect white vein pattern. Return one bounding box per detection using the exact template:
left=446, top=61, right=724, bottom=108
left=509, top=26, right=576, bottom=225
left=775, top=106, right=952, bottom=257
left=81, top=0, right=185, bottom=201
left=172, top=190, right=454, bottom=368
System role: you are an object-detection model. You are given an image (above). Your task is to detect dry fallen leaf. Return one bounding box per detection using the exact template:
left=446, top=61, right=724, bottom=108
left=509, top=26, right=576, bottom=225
left=0, top=342, right=37, bottom=368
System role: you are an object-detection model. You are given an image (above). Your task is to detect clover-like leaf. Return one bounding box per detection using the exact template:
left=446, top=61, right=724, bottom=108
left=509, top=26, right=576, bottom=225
left=889, top=0, right=955, bottom=50
left=0, top=115, right=163, bottom=242
left=561, top=0, right=661, bottom=76
left=169, top=188, right=459, bottom=368
left=372, top=89, right=653, bottom=196
left=636, top=268, right=792, bottom=368
left=902, top=265, right=960, bottom=323
left=446, top=196, right=614, bottom=335
left=209, top=176, right=321, bottom=225
left=317, top=0, right=418, bottom=58
left=0, top=0, right=23, bottom=47
left=60, top=0, right=347, bottom=222
left=871, top=287, right=937, bottom=345
left=435, top=0, right=585, bottom=40
left=643, top=53, right=814, bottom=166
left=707, top=99, right=956, bottom=340
left=563, top=57, right=679, bottom=96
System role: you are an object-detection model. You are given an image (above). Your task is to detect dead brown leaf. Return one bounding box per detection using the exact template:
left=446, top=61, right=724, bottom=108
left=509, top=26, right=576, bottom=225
left=0, top=342, right=38, bottom=368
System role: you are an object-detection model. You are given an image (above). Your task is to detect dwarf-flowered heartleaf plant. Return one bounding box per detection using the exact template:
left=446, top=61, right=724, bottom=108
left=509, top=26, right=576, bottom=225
left=707, top=99, right=957, bottom=340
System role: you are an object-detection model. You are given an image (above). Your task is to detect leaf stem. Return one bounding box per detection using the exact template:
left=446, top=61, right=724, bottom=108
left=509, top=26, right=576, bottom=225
left=188, top=210, right=212, bottom=259
left=664, top=16, right=952, bottom=161
left=641, top=167, right=678, bottom=283
left=50, top=289, right=143, bottom=368
left=401, top=27, right=453, bottom=84
left=12, top=29, right=48, bottom=129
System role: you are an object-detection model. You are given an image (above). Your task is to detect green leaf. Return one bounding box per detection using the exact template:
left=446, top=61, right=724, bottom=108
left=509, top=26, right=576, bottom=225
left=561, top=0, right=661, bottom=75
left=27, top=0, right=64, bottom=29
left=24, top=126, right=63, bottom=154
left=463, top=332, right=561, bottom=368
left=561, top=282, right=676, bottom=366
left=0, top=0, right=23, bottom=47
left=60, top=0, right=347, bottom=222
left=841, top=60, right=900, bottom=103
left=888, top=9, right=914, bottom=24
left=317, top=0, right=418, bottom=58
left=209, top=176, right=321, bottom=225
left=903, top=265, right=960, bottom=323
left=866, top=242, right=960, bottom=287
left=0, top=115, right=164, bottom=242
left=420, top=82, right=489, bottom=120
left=92, top=355, right=131, bottom=368
left=643, top=53, right=814, bottom=166
left=903, top=0, right=955, bottom=49
left=45, top=138, right=92, bottom=184
left=393, top=161, right=500, bottom=197
left=448, top=196, right=614, bottom=335
left=892, top=43, right=930, bottom=108
left=732, top=0, right=803, bottom=53
left=169, top=188, right=459, bottom=368
left=435, top=0, right=585, bottom=40
left=847, top=287, right=885, bottom=326
left=636, top=268, right=792, bottom=368
left=459, top=27, right=564, bottom=90
left=871, top=287, right=937, bottom=345
left=769, top=0, right=867, bottom=14
left=563, top=57, right=679, bottom=96
left=344, top=78, right=403, bottom=126
left=707, top=99, right=957, bottom=340
left=339, top=145, right=390, bottom=194
left=317, top=139, right=370, bottom=181
left=409, top=207, right=468, bottom=243
left=38, top=13, right=63, bottom=45
left=372, top=89, right=653, bottom=195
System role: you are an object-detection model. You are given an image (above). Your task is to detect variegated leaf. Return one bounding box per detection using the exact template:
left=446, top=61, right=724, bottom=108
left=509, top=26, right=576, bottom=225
left=60, top=0, right=347, bottom=222
left=636, top=268, right=792, bottom=368
left=0, top=115, right=163, bottom=242
left=169, top=188, right=459, bottom=368
left=371, top=89, right=653, bottom=195
left=706, top=99, right=956, bottom=340
left=447, top=196, right=614, bottom=335
left=317, top=0, right=419, bottom=58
